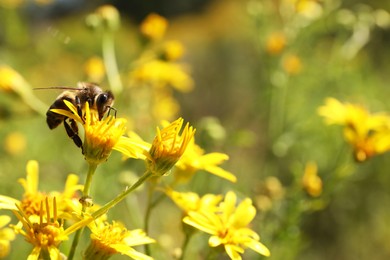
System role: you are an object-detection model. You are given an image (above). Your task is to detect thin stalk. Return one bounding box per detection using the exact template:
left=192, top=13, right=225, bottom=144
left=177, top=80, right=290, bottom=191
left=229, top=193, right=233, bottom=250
left=68, top=163, right=98, bottom=260
left=179, top=231, right=193, bottom=260
left=92, top=170, right=153, bottom=219
left=143, top=179, right=159, bottom=256
left=102, top=31, right=123, bottom=94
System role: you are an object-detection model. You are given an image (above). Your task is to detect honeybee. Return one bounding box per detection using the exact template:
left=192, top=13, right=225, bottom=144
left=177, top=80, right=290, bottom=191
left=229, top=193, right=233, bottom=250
left=41, top=82, right=115, bottom=150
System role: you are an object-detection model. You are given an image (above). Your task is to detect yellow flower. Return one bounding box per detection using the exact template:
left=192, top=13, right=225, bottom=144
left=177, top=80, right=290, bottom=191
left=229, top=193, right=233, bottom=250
left=95, top=5, right=120, bottom=31
left=174, top=138, right=237, bottom=183
left=295, top=0, right=323, bottom=19
left=84, top=56, right=105, bottom=83
left=183, top=191, right=270, bottom=260
left=3, top=131, right=27, bottom=156
left=140, top=13, right=168, bottom=41
left=163, top=40, right=185, bottom=61
left=282, top=54, right=302, bottom=75
left=130, top=59, right=194, bottom=92
left=318, top=97, right=390, bottom=161
left=50, top=100, right=148, bottom=165
left=152, top=91, right=180, bottom=121
left=0, top=160, right=83, bottom=220
left=0, top=65, right=46, bottom=115
left=146, top=118, right=195, bottom=176
left=265, top=32, right=286, bottom=55
left=0, top=65, right=25, bottom=92
left=166, top=188, right=223, bottom=214
left=0, top=215, right=15, bottom=258
left=85, top=219, right=155, bottom=260
left=302, top=161, right=322, bottom=197
left=12, top=197, right=93, bottom=260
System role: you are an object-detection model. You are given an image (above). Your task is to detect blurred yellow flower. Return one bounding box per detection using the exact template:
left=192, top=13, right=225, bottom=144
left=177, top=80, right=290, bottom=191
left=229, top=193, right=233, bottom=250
left=302, top=161, right=322, bottom=197
left=0, top=65, right=47, bottom=115
left=295, top=0, right=323, bottom=19
left=282, top=54, right=302, bottom=75
left=51, top=100, right=148, bottom=165
left=147, top=118, right=195, bottom=176
left=163, top=40, right=185, bottom=61
left=0, top=215, right=15, bottom=259
left=84, top=56, right=105, bottom=83
left=0, top=160, right=83, bottom=220
left=0, top=0, right=23, bottom=9
left=3, top=131, right=26, bottom=156
left=152, top=90, right=180, bottom=121
left=130, top=60, right=194, bottom=92
left=96, top=5, right=120, bottom=31
left=174, top=138, right=237, bottom=183
left=166, top=188, right=223, bottom=214
left=0, top=65, right=24, bottom=92
left=140, top=13, right=168, bottom=41
left=12, top=197, right=92, bottom=260
left=318, top=97, right=390, bottom=161
left=85, top=219, right=155, bottom=260
left=265, top=32, right=286, bottom=55
left=183, top=191, right=270, bottom=260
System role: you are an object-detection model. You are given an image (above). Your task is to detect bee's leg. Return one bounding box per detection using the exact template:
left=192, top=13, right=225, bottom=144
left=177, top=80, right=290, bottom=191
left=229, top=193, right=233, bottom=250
left=107, top=106, right=117, bottom=118
left=64, top=119, right=83, bottom=152
left=74, top=96, right=84, bottom=122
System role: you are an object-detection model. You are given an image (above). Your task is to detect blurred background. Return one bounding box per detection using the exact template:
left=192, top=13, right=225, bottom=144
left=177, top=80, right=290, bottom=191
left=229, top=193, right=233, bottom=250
left=1, top=0, right=390, bottom=259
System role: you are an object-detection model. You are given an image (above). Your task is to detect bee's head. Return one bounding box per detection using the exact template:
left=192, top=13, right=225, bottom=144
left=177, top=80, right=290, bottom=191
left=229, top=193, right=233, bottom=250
left=95, top=91, right=115, bottom=119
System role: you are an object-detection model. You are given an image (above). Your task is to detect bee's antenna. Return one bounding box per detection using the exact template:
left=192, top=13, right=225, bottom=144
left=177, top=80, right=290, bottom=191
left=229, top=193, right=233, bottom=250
left=33, top=87, right=84, bottom=91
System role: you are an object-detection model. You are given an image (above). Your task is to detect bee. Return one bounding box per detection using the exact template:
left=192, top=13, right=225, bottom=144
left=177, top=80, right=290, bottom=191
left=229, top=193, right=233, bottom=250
left=39, top=82, right=115, bottom=150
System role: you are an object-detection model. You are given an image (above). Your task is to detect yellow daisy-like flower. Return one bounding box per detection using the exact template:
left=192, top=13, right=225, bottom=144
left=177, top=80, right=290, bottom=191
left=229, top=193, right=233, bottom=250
left=0, top=160, right=83, bottom=220
left=130, top=59, right=194, bottom=92
left=302, top=161, right=322, bottom=197
left=51, top=100, right=148, bottom=165
left=318, top=97, right=390, bottom=161
left=140, top=13, right=168, bottom=41
left=146, top=118, right=195, bottom=176
left=0, top=215, right=15, bottom=259
left=85, top=219, right=155, bottom=260
left=183, top=191, right=270, bottom=260
left=12, top=197, right=93, bottom=260
left=166, top=188, right=223, bottom=214
left=174, top=138, right=237, bottom=183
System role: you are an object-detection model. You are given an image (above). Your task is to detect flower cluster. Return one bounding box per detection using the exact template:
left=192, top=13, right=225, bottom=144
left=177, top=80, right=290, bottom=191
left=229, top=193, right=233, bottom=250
left=0, top=5, right=270, bottom=260
left=318, top=97, right=390, bottom=162
left=168, top=190, right=270, bottom=259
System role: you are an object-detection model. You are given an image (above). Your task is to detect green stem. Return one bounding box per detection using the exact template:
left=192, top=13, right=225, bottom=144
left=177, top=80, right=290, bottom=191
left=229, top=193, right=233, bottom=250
left=143, top=179, right=159, bottom=256
left=102, top=30, right=123, bottom=95
left=92, top=170, right=153, bottom=219
left=68, top=163, right=98, bottom=260
left=179, top=231, right=193, bottom=260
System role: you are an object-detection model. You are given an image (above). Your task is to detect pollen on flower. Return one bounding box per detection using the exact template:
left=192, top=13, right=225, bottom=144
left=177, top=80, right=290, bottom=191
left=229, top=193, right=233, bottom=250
left=12, top=197, right=68, bottom=259
left=51, top=100, right=127, bottom=165
left=83, top=112, right=127, bottom=165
